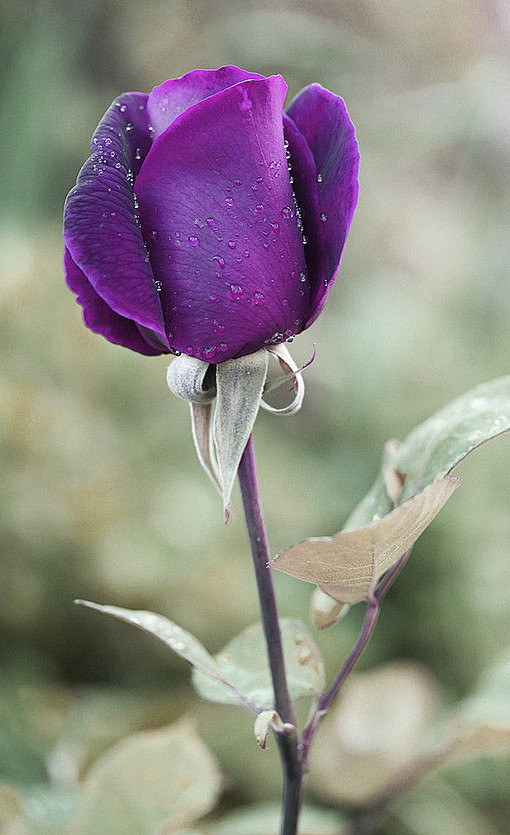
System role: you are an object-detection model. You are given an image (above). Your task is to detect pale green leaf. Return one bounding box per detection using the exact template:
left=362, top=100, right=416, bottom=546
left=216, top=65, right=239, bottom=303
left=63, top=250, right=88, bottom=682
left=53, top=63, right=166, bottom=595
left=271, top=477, right=459, bottom=604
left=397, top=376, right=510, bottom=502
left=71, top=721, right=221, bottom=834
left=76, top=601, right=222, bottom=682
left=346, top=376, right=510, bottom=530
left=206, top=802, right=346, bottom=834
left=192, top=619, right=325, bottom=709
left=76, top=602, right=258, bottom=710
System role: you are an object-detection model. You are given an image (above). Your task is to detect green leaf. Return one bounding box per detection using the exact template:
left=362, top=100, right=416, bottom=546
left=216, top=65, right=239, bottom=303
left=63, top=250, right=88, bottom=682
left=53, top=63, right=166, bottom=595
left=192, top=619, right=325, bottom=709
left=70, top=720, right=221, bottom=834
left=397, top=376, right=510, bottom=502
left=76, top=601, right=222, bottom=681
left=346, top=376, right=510, bottom=529
left=76, top=602, right=256, bottom=710
left=271, top=477, right=459, bottom=605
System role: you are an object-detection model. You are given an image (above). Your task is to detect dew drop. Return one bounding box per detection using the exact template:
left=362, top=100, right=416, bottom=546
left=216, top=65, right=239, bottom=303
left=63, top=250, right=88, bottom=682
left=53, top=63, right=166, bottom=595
left=188, top=235, right=199, bottom=246
left=154, top=280, right=162, bottom=292
left=203, top=346, right=217, bottom=359
left=213, top=319, right=225, bottom=332
left=212, top=255, right=225, bottom=268
left=254, top=204, right=264, bottom=214
left=209, top=294, right=217, bottom=303
left=150, top=229, right=158, bottom=240
left=302, top=234, right=308, bottom=245
left=253, top=291, right=265, bottom=303
left=243, top=249, right=250, bottom=258
left=119, top=104, right=127, bottom=113
left=282, top=298, right=289, bottom=307
left=234, top=179, right=242, bottom=186
left=206, top=217, right=215, bottom=226
left=219, top=342, right=228, bottom=352
left=300, top=271, right=307, bottom=282
left=230, top=284, right=243, bottom=300
left=281, top=206, right=293, bottom=219
left=320, top=212, right=327, bottom=222
left=228, top=240, right=236, bottom=249
left=194, top=218, right=205, bottom=229
left=317, top=173, right=323, bottom=183
left=125, top=122, right=134, bottom=132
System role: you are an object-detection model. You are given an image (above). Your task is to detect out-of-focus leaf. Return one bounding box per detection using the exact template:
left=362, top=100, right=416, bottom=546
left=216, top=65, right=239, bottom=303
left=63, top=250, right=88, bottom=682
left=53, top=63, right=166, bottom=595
left=271, top=478, right=459, bottom=604
left=192, top=619, right=325, bottom=709
left=0, top=783, right=25, bottom=833
left=70, top=720, right=221, bottom=834
left=434, top=650, right=510, bottom=767
left=310, top=661, right=440, bottom=805
left=205, top=801, right=346, bottom=834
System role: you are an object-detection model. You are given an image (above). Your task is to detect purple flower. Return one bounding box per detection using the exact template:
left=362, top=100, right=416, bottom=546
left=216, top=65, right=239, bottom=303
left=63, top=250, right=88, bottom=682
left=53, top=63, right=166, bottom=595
left=64, top=66, right=359, bottom=363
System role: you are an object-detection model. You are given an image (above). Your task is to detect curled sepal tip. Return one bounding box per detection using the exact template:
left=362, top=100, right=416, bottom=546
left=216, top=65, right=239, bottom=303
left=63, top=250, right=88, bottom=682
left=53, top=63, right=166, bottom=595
left=261, top=343, right=306, bottom=416
left=166, top=354, right=216, bottom=402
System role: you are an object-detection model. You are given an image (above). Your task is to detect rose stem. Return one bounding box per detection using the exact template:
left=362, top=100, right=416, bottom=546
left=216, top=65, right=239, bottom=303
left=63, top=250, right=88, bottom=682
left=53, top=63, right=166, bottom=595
left=237, top=434, right=302, bottom=835
left=300, top=548, right=413, bottom=769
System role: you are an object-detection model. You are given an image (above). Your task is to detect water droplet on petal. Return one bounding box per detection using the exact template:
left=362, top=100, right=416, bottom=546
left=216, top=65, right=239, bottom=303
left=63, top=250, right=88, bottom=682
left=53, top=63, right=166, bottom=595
left=219, top=342, right=228, bottom=352
left=206, top=217, right=215, bottom=226
left=212, top=255, right=225, bottom=268
left=119, top=104, right=127, bottom=113
left=188, top=235, right=199, bottom=246
left=230, top=284, right=243, bottom=300
left=203, top=346, right=217, bottom=359
left=228, top=240, right=236, bottom=249
left=281, top=206, right=293, bottom=219
left=317, top=173, right=323, bottom=183
left=320, top=212, right=327, bottom=222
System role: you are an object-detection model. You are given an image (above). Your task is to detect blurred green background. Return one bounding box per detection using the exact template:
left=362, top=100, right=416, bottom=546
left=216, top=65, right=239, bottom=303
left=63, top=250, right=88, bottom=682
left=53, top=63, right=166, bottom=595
left=1, top=0, right=510, bottom=831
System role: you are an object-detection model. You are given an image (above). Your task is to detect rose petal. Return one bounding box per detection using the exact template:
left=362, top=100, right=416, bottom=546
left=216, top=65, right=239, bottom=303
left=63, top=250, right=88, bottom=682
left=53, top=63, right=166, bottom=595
left=285, top=85, right=359, bottom=325
left=283, top=113, right=328, bottom=321
left=64, top=248, right=162, bottom=355
left=63, top=92, right=167, bottom=339
left=135, top=76, right=309, bottom=362
left=148, top=66, right=265, bottom=138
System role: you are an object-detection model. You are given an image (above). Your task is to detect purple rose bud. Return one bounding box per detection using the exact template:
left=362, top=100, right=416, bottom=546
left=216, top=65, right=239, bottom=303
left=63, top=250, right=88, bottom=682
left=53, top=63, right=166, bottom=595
left=63, top=66, right=359, bottom=363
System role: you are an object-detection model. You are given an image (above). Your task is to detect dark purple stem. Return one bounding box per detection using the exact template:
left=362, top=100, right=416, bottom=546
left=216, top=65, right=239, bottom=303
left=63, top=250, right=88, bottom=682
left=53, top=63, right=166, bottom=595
left=301, top=548, right=413, bottom=768
left=237, top=435, right=302, bottom=835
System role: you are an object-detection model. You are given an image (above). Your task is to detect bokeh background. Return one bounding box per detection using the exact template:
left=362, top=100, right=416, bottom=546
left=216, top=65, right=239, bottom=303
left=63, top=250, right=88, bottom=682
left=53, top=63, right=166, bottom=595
left=1, top=0, right=510, bottom=831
